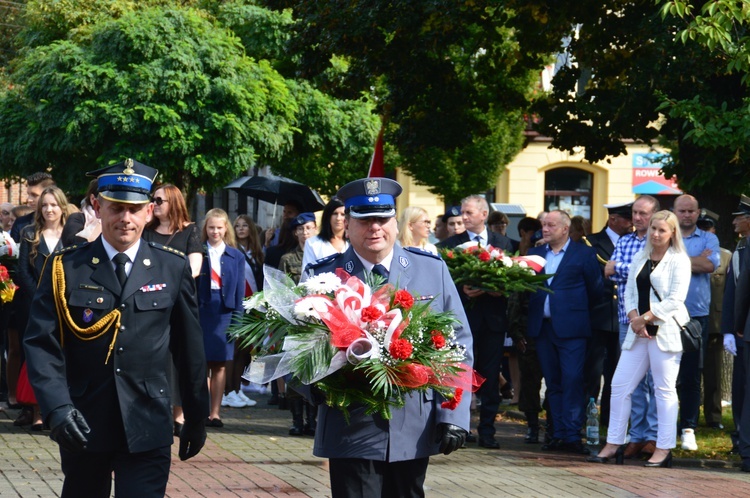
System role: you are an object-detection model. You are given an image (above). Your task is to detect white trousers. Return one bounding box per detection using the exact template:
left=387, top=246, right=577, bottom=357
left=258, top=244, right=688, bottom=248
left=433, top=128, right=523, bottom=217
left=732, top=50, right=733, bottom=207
left=607, top=337, right=682, bottom=449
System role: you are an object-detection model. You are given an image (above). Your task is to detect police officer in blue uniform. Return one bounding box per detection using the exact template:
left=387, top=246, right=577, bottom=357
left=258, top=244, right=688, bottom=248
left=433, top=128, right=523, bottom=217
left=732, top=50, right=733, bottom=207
left=302, top=177, right=473, bottom=498
left=23, top=160, right=209, bottom=498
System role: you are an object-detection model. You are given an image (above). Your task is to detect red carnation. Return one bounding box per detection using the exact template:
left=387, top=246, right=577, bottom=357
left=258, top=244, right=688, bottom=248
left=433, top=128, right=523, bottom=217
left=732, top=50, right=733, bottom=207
left=478, top=251, right=491, bottom=262
left=446, top=250, right=454, bottom=259
left=393, top=290, right=415, bottom=310
left=431, top=330, right=446, bottom=349
left=389, top=338, right=413, bottom=359
left=441, top=388, right=464, bottom=410
left=361, top=306, right=384, bottom=323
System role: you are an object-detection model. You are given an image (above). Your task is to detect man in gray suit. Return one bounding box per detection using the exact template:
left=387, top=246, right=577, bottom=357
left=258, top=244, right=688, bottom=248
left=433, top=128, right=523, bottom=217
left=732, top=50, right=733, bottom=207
left=303, top=177, right=472, bottom=498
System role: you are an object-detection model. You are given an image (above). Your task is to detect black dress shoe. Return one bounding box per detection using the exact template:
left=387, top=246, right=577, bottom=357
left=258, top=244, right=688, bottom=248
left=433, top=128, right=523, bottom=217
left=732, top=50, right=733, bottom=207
left=478, top=436, right=500, bottom=449
left=708, top=422, right=724, bottom=430
left=561, top=440, right=591, bottom=455
left=524, top=427, right=539, bottom=444
left=541, top=438, right=561, bottom=451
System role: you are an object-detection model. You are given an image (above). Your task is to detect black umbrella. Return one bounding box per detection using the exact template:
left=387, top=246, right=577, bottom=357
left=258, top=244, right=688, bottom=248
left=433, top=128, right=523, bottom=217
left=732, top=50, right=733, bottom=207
left=224, top=175, right=326, bottom=212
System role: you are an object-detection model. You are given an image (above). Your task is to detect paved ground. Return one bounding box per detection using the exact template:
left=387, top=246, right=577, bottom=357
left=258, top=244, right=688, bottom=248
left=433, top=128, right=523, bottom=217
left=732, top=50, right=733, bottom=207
left=2, top=394, right=750, bottom=497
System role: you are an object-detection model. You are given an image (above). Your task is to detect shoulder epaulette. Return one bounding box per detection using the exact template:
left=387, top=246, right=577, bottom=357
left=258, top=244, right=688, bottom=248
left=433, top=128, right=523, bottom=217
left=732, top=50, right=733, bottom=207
left=148, top=241, right=186, bottom=257
left=55, top=242, right=89, bottom=255
left=307, top=252, right=343, bottom=269
left=403, top=246, right=441, bottom=260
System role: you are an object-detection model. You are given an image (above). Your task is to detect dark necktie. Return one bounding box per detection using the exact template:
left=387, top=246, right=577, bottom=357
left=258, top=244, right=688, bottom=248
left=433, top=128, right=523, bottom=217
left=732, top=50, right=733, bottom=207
left=372, top=264, right=389, bottom=280
left=113, top=253, right=130, bottom=288
left=474, top=234, right=482, bottom=246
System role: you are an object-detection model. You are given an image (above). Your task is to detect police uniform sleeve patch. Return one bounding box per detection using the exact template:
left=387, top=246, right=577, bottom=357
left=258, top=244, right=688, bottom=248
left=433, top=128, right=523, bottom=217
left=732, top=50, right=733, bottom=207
left=403, top=246, right=441, bottom=260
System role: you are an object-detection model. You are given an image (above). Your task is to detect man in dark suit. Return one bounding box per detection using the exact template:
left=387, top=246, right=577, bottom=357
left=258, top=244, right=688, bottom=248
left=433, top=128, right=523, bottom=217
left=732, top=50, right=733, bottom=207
left=527, top=210, right=603, bottom=455
left=582, top=202, right=632, bottom=426
left=438, top=195, right=513, bottom=449
left=303, top=177, right=472, bottom=498
left=23, top=160, right=209, bottom=498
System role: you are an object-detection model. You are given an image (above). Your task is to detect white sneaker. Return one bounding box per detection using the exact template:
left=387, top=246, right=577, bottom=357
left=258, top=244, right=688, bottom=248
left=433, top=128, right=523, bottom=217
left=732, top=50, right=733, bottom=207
left=235, top=390, right=257, bottom=407
left=680, top=428, right=698, bottom=451
left=222, top=392, right=247, bottom=408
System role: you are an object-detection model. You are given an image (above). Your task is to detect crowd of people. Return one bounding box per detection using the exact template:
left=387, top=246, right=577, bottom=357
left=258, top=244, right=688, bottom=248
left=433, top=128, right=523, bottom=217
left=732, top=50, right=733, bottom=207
left=2, top=166, right=750, bottom=497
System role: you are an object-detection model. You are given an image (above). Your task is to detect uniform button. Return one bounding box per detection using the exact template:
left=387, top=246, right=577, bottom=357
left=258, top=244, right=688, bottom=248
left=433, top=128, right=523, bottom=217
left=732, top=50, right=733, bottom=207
left=120, top=325, right=126, bottom=331
left=117, top=347, right=124, bottom=354
left=120, top=303, right=126, bottom=309
left=115, top=368, right=122, bottom=375
left=152, top=301, right=158, bottom=307
left=87, top=300, right=92, bottom=305
left=613, top=295, right=618, bottom=300
left=159, top=389, right=164, bottom=394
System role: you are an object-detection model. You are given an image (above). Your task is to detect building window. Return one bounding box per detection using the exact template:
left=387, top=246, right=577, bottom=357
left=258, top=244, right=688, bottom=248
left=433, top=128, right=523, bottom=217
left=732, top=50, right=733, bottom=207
left=544, top=167, right=592, bottom=219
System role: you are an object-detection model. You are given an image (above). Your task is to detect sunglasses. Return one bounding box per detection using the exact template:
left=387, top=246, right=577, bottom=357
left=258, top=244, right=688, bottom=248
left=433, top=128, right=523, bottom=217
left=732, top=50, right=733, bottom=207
left=153, top=197, right=167, bottom=205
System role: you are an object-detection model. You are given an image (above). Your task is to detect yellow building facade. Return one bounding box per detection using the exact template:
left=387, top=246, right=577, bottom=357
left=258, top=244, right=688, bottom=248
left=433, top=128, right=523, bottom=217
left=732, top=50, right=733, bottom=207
left=396, top=141, right=670, bottom=232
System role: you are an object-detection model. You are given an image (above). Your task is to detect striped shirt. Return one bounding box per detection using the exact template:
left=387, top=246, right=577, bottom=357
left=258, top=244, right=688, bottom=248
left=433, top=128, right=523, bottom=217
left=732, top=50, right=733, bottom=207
left=610, top=231, right=647, bottom=324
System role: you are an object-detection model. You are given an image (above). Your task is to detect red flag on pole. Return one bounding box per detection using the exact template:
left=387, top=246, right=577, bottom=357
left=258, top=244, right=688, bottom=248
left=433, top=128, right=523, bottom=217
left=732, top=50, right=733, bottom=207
left=367, top=127, right=385, bottom=178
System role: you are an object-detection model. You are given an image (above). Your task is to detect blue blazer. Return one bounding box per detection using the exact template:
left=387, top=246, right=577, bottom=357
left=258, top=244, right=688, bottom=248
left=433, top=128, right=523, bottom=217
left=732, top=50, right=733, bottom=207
left=197, top=244, right=245, bottom=313
left=526, top=239, right=604, bottom=339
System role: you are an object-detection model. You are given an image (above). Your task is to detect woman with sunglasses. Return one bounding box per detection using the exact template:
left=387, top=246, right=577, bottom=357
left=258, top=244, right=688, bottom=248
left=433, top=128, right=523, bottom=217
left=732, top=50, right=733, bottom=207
left=397, top=206, right=438, bottom=254
left=143, top=184, right=203, bottom=436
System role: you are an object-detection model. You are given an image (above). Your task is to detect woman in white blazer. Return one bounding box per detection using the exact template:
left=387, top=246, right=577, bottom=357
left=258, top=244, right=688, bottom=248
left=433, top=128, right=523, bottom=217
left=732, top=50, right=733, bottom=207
left=588, top=210, right=691, bottom=468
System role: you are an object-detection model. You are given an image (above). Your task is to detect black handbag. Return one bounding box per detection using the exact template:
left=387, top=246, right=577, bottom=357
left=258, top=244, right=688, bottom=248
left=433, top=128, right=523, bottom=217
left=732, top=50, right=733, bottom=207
left=650, top=283, right=703, bottom=354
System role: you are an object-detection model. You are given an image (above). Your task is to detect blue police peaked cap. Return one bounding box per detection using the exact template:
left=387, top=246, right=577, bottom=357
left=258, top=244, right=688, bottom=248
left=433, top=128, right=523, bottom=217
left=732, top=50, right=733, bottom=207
left=291, top=212, right=316, bottom=228
left=86, top=159, right=158, bottom=204
left=336, top=178, right=403, bottom=218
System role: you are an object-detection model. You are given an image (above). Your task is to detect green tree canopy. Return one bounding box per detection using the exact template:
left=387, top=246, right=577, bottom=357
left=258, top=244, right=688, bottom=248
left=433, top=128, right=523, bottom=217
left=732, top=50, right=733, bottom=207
left=525, top=0, right=749, bottom=244
left=266, top=0, right=545, bottom=203
left=0, top=0, right=379, bottom=198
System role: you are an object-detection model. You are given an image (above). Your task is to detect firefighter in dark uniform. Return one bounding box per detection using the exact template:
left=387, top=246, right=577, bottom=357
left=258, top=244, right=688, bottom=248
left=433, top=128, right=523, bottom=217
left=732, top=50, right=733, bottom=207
left=23, top=160, right=209, bottom=498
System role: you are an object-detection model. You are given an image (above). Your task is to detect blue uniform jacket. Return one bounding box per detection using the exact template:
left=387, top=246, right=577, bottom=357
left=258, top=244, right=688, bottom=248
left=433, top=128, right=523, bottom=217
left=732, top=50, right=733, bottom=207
left=302, top=245, right=473, bottom=462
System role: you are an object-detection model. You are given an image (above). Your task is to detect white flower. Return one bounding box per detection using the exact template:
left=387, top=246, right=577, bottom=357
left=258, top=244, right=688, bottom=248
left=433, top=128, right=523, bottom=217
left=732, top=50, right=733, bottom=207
left=294, top=295, right=332, bottom=320
left=489, top=248, right=503, bottom=259
left=243, top=293, right=266, bottom=313
left=302, top=272, right=342, bottom=294
left=517, top=260, right=528, bottom=268
left=501, top=256, right=513, bottom=268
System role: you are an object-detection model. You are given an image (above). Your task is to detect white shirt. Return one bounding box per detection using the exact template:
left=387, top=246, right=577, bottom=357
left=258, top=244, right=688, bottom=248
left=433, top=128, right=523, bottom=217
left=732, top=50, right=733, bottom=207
left=353, top=249, right=394, bottom=275
left=207, top=242, right=226, bottom=290
left=465, top=227, right=489, bottom=246
left=101, top=238, right=141, bottom=277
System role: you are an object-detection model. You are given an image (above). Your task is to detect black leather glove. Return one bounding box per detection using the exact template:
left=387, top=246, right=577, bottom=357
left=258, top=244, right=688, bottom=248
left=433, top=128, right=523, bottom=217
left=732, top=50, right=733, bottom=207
left=178, top=419, right=206, bottom=461
left=47, top=405, right=90, bottom=453
left=435, top=423, right=467, bottom=455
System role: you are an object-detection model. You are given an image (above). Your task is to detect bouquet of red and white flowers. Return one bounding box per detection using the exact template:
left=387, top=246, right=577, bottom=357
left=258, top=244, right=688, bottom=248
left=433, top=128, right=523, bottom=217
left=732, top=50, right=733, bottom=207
left=230, top=267, right=481, bottom=420
left=440, top=242, right=550, bottom=296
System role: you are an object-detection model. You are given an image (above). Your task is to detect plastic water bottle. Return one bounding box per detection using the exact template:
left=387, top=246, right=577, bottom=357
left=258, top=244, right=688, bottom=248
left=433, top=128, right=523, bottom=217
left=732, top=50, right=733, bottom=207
left=586, top=397, right=600, bottom=445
